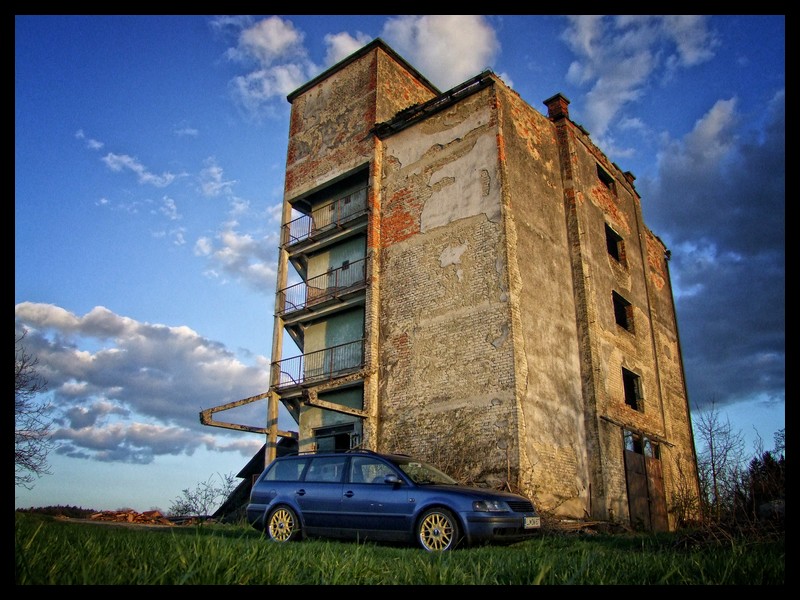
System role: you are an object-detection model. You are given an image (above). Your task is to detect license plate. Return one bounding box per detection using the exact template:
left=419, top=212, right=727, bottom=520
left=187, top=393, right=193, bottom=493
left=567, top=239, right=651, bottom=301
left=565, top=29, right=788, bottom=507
left=524, top=516, right=541, bottom=529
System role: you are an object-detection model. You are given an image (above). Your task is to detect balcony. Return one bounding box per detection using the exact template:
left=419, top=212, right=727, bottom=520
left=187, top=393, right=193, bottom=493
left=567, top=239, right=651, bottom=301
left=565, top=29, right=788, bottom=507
left=282, top=186, right=368, bottom=248
left=278, top=257, right=367, bottom=317
left=272, top=339, right=365, bottom=390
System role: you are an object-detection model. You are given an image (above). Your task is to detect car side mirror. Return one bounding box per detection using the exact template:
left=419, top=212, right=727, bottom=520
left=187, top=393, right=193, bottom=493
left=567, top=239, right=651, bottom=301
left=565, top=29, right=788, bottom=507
left=384, top=474, right=401, bottom=485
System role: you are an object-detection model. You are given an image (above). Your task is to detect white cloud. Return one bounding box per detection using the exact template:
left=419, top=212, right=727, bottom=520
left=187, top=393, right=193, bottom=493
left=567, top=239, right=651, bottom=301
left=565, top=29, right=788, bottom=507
left=199, top=157, right=237, bottom=197
left=561, top=15, right=718, bottom=140
left=75, top=129, right=104, bottom=150
left=323, top=31, right=373, bottom=66
left=101, top=152, right=176, bottom=187
left=381, top=15, right=500, bottom=90
left=237, top=16, right=307, bottom=66
left=173, top=125, right=199, bottom=137
left=194, top=225, right=278, bottom=292
left=220, top=16, right=319, bottom=119
left=15, top=303, right=269, bottom=464
left=160, top=195, right=181, bottom=220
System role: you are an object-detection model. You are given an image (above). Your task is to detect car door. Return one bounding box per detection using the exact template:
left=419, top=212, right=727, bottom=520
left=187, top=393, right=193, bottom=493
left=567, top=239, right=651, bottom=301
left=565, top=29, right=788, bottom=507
left=296, top=455, right=346, bottom=532
left=340, top=456, right=415, bottom=539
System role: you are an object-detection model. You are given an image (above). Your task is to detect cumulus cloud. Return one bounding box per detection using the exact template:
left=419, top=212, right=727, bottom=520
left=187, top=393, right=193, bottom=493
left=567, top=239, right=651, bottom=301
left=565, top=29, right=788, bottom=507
left=195, top=225, right=278, bottom=292
left=638, top=88, right=784, bottom=414
left=214, top=15, right=320, bottom=119
left=323, top=31, right=373, bottom=66
left=562, top=15, right=719, bottom=141
left=15, top=303, right=268, bottom=464
left=381, top=15, right=500, bottom=90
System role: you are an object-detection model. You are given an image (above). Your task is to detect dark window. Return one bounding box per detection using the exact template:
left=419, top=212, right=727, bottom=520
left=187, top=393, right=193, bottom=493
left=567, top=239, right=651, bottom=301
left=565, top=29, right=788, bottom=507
left=349, top=456, right=397, bottom=484
left=264, top=457, right=309, bottom=482
left=314, top=423, right=356, bottom=452
left=304, top=456, right=347, bottom=482
left=622, top=367, right=643, bottom=412
left=613, top=291, right=635, bottom=333
left=624, top=429, right=660, bottom=458
left=605, top=223, right=626, bottom=265
left=597, top=164, right=617, bottom=195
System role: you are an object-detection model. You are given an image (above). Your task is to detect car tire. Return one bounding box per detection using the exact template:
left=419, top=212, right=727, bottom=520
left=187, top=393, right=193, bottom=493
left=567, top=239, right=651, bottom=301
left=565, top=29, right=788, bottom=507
left=266, top=505, right=301, bottom=543
left=416, top=507, right=460, bottom=551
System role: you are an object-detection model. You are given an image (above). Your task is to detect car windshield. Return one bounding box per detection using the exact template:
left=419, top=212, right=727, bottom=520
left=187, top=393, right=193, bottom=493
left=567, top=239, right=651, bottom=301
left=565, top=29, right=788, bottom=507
left=395, top=460, right=458, bottom=485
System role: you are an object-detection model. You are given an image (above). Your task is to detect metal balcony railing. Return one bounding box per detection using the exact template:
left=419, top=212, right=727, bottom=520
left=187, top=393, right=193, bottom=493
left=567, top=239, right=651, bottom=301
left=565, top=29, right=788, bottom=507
left=282, top=186, right=368, bottom=247
left=278, top=257, right=367, bottom=316
left=272, top=339, right=365, bottom=389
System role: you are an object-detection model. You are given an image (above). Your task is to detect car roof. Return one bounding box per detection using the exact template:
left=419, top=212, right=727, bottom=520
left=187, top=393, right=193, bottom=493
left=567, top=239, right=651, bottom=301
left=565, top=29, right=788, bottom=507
left=275, top=449, right=410, bottom=461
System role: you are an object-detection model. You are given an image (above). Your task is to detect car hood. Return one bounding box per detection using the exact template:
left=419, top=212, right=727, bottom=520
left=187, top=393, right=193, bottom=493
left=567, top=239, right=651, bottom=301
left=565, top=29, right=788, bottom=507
left=421, top=484, right=531, bottom=503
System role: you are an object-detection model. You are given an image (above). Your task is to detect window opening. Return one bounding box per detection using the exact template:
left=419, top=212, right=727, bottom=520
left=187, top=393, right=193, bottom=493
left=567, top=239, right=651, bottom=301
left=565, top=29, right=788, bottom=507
left=624, top=429, right=660, bottom=458
left=613, top=291, right=635, bottom=333
left=597, top=164, right=617, bottom=195
left=605, top=223, right=626, bottom=264
left=622, top=367, right=643, bottom=412
left=314, top=423, right=356, bottom=453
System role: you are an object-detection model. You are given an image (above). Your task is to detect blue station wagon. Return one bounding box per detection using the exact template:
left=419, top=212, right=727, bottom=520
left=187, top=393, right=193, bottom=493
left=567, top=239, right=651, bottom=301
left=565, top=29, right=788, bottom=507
left=246, top=449, right=541, bottom=551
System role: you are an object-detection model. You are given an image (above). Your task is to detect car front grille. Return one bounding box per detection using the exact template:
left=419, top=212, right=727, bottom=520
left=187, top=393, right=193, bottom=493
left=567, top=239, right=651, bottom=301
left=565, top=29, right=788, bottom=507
left=506, top=500, right=535, bottom=513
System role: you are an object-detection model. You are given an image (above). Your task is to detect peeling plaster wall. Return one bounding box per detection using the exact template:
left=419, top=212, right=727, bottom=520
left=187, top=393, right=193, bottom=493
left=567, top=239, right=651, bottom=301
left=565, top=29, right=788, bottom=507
left=279, top=44, right=436, bottom=451
left=377, top=87, right=518, bottom=474
left=284, top=47, right=435, bottom=201
left=495, top=84, right=590, bottom=516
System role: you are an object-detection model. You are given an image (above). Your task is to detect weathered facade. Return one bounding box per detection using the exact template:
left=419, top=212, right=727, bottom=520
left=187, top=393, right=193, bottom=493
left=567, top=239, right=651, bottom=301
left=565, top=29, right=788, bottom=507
left=201, top=39, right=700, bottom=532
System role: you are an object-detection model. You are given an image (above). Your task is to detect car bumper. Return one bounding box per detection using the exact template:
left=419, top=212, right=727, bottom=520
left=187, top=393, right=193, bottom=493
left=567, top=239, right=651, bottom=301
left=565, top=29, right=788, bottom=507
left=463, top=512, right=541, bottom=544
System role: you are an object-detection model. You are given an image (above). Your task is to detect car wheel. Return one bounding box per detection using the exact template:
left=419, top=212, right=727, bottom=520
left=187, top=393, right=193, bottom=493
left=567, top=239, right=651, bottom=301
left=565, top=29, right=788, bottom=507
left=417, top=508, right=460, bottom=551
left=266, top=506, right=301, bottom=543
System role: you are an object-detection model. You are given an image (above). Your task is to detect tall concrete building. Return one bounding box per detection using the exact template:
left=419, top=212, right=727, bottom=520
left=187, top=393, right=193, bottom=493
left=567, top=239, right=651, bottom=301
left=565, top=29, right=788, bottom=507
left=202, top=39, right=700, bottom=532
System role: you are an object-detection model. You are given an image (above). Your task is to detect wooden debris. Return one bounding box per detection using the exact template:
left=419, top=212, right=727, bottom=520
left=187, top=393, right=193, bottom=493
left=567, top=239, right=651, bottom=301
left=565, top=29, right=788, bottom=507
left=89, top=509, right=174, bottom=526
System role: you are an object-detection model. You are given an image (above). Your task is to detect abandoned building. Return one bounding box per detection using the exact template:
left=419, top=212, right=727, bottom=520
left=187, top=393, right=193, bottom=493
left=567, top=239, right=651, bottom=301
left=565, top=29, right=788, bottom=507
left=201, top=38, right=701, bottom=532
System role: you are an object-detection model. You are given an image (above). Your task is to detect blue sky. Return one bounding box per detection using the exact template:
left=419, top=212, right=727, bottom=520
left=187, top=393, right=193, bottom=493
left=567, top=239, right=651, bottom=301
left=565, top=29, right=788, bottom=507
left=15, top=15, right=785, bottom=513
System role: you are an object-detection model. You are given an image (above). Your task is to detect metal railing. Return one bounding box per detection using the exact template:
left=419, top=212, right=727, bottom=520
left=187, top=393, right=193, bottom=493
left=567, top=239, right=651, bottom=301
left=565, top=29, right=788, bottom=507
left=272, top=339, right=365, bottom=389
left=278, top=257, right=367, bottom=316
left=282, top=186, right=368, bottom=247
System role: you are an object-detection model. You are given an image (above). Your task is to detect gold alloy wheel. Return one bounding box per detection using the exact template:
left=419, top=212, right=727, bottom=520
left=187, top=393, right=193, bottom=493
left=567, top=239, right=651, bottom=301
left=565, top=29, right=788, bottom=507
left=418, top=509, right=456, bottom=551
left=267, top=507, right=297, bottom=542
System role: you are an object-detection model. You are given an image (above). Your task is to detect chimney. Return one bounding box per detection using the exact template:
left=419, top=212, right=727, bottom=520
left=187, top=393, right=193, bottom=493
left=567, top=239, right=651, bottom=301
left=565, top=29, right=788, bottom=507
left=543, top=93, right=570, bottom=120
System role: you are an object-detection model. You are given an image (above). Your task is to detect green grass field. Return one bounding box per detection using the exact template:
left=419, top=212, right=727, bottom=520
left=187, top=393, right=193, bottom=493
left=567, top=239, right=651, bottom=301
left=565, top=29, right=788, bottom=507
left=15, top=512, right=784, bottom=585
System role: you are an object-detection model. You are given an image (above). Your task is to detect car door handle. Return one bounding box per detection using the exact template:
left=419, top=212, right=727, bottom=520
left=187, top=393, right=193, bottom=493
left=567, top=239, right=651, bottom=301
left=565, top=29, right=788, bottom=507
left=344, top=490, right=354, bottom=498
left=296, top=489, right=306, bottom=496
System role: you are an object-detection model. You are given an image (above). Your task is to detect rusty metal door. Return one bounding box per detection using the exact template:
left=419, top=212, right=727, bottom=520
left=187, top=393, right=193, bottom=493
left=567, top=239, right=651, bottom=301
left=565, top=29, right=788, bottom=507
left=624, top=450, right=669, bottom=532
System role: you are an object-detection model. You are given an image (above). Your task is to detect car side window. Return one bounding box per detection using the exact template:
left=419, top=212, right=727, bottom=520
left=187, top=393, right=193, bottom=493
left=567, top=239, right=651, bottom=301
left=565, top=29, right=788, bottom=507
left=349, top=456, right=397, bottom=484
left=263, top=458, right=308, bottom=482
left=304, top=456, right=347, bottom=483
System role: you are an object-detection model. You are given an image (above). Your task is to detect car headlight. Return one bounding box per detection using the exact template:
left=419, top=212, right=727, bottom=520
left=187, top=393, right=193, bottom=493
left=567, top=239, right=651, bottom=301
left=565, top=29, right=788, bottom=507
left=472, top=500, right=508, bottom=512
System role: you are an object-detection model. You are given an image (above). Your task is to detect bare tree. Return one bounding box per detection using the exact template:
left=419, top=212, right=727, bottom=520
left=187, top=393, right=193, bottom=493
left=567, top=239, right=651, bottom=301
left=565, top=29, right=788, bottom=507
left=15, top=330, right=54, bottom=488
left=167, top=472, right=237, bottom=518
left=694, top=399, right=747, bottom=523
